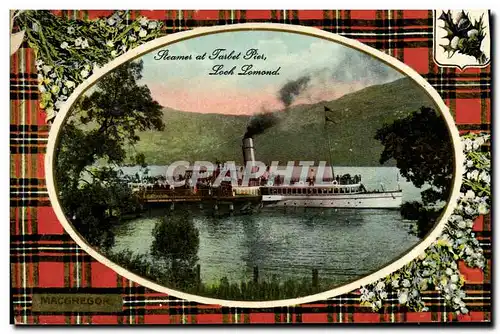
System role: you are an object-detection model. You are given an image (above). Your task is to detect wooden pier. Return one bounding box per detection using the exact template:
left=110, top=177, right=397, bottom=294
left=136, top=188, right=261, bottom=204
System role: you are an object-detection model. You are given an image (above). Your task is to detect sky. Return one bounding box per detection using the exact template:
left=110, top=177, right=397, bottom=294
left=140, top=31, right=403, bottom=115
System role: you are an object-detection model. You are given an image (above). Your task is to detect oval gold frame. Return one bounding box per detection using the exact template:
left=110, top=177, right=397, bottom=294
left=45, top=23, right=464, bottom=308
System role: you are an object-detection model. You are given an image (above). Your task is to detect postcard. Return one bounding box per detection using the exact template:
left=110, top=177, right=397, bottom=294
left=10, top=10, right=491, bottom=325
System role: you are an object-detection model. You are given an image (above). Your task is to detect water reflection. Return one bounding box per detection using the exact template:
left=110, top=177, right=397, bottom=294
left=111, top=204, right=420, bottom=287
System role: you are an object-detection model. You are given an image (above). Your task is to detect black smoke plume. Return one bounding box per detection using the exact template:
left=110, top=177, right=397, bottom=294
left=278, top=76, right=311, bottom=108
left=244, top=112, right=279, bottom=139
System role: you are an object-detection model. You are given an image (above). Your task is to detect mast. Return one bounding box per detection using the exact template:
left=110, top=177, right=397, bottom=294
left=324, top=106, right=335, bottom=179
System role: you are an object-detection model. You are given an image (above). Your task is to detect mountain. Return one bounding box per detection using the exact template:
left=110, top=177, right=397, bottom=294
left=130, top=77, right=436, bottom=166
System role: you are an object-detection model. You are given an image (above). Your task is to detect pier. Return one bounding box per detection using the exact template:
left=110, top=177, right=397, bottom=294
left=136, top=188, right=261, bottom=204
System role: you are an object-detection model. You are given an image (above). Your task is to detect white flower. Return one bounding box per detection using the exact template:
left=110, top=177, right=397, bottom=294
left=50, top=85, right=60, bottom=94
left=464, top=206, right=476, bottom=216
left=402, top=279, right=411, bottom=288
left=74, top=37, right=83, bottom=46
left=139, top=29, right=147, bottom=38
left=450, top=36, right=460, bottom=49
left=107, top=17, right=116, bottom=26
left=398, top=291, right=408, bottom=304
left=81, top=39, right=89, bottom=49
left=462, top=138, right=473, bottom=151
left=478, top=203, right=488, bottom=215
left=60, top=41, right=69, bottom=49
left=81, top=69, right=89, bottom=78
left=464, top=246, right=473, bottom=256
left=391, top=280, right=399, bottom=288
left=466, top=160, right=474, bottom=168
left=451, top=274, right=459, bottom=283
left=55, top=99, right=65, bottom=109
left=35, top=59, right=44, bottom=67
left=465, top=190, right=475, bottom=199
left=67, top=26, right=75, bottom=34
left=129, top=35, right=137, bottom=42
left=42, top=65, right=53, bottom=74
left=480, top=171, right=490, bottom=184
left=64, top=81, right=75, bottom=88
left=148, top=21, right=158, bottom=29
left=375, top=281, right=385, bottom=291
left=32, top=22, right=40, bottom=32
left=374, top=300, right=382, bottom=309
left=458, top=220, right=467, bottom=229
left=46, top=107, right=56, bottom=119
left=139, top=16, right=148, bottom=26
left=38, top=84, right=46, bottom=93
left=379, top=291, right=388, bottom=299
left=120, top=45, right=127, bottom=52
left=445, top=268, right=453, bottom=275
left=106, top=40, right=114, bottom=48
left=475, top=136, right=486, bottom=146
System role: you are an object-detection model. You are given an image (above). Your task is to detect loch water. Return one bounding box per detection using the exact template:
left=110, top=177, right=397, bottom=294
left=111, top=166, right=422, bottom=286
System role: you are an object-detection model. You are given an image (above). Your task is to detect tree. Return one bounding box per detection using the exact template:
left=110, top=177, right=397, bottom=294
left=375, top=107, right=454, bottom=237
left=55, top=60, right=164, bottom=249
left=151, top=210, right=200, bottom=289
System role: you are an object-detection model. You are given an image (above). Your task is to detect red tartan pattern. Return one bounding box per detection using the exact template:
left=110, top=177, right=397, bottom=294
left=10, top=10, right=491, bottom=325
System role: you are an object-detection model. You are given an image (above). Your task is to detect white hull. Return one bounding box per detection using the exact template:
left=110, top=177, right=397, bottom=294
left=262, top=191, right=403, bottom=209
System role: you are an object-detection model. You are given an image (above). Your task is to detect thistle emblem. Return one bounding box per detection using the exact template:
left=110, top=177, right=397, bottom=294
left=438, top=10, right=488, bottom=65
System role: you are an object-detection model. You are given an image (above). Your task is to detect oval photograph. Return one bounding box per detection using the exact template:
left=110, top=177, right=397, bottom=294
left=52, top=28, right=456, bottom=302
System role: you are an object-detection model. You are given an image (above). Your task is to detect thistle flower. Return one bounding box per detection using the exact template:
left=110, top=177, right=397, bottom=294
left=439, top=10, right=488, bottom=64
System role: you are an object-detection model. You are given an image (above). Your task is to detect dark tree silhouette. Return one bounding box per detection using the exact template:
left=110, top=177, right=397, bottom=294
left=151, top=210, right=200, bottom=289
left=375, top=106, right=454, bottom=237
left=55, top=60, right=164, bottom=249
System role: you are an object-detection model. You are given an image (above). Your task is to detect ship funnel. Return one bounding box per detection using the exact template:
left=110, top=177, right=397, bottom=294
left=242, top=137, right=256, bottom=166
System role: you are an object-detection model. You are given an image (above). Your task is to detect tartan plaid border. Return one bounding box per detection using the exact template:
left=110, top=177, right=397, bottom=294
left=10, top=10, right=491, bottom=325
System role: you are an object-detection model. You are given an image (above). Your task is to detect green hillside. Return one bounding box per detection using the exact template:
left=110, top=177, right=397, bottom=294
left=130, top=77, right=437, bottom=166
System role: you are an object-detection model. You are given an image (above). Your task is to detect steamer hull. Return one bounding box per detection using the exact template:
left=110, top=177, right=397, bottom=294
left=260, top=187, right=403, bottom=209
